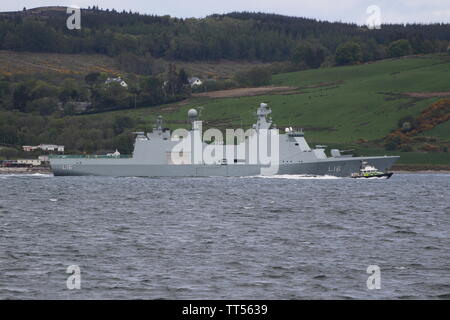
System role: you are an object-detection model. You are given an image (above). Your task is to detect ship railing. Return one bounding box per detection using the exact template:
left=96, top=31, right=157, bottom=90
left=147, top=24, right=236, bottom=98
left=287, top=130, right=304, bottom=137
left=49, top=155, right=132, bottom=159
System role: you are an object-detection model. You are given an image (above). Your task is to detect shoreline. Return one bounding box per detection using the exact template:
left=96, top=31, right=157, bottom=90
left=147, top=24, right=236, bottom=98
left=392, top=170, right=450, bottom=174
left=0, top=167, right=449, bottom=175
left=0, top=167, right=52, bottom=175
left=391, top=164, right=450, bottom=173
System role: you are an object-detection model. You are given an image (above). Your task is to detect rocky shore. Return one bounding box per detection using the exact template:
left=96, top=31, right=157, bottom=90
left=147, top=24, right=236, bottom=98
left=0, top=167, right=53, bottom=175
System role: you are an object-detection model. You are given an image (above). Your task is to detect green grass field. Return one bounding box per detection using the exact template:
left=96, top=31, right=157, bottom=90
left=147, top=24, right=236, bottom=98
left=0, top=50, right=269, bottom=79
left=103, top=55, right=449, bottom=134
left=423, top=120, right=450, bottom=142
left=72, top=54, right=450, bottom=166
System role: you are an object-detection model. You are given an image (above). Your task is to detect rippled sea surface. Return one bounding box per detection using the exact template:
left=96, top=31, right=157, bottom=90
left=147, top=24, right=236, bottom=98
left=0, top=173, right=449, bottom=299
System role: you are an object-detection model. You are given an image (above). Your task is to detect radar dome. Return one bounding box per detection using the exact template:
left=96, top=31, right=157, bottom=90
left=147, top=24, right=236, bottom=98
left=188, top=108, right=198, bottom=119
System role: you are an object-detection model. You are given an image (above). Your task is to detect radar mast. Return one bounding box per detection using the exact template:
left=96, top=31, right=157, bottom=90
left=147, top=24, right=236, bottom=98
left=255, top=103, right=272, bottom=130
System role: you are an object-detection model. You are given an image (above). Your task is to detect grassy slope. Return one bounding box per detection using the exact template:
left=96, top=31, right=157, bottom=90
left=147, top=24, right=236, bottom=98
left=270, top=55, right=450, bottom=143
left=121, top=55, right=449, bottom=136
left=0, top=50, right=269, bottom=79
left=102, top=56, right=449, bottom=134
left=17, top=54, right=449, bottom=166
left=97, top=55, right=450, bottom=165
left=0, top=51, right=119, bottom=75
left=423, top=120, right=450, bottom=142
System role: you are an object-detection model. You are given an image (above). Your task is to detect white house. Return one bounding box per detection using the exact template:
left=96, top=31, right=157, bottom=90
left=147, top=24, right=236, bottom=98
left=188, top=77, right=203, bottom=87
left=105, top=77, right=128, bottom=89
left=23, top=144, right=64, bottom=153
left=106, top=149, right=121, bottom=158
left=23, top=145, right=39, bottom=152
left=17, top=159, right=42, bottom=166
left=39, top=144, right=65, bottom=152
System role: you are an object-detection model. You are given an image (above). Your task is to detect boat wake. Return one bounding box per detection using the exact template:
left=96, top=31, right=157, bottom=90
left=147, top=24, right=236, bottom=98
left=251, top=174, right=342, bottom=180
left=0, top=173, right=53, bottom=178
left=354, top=176, right=391, bottom=180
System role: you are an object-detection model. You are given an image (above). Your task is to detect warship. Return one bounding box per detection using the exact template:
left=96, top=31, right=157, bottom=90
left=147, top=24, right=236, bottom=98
left=50, top=103, right=399, bottom=177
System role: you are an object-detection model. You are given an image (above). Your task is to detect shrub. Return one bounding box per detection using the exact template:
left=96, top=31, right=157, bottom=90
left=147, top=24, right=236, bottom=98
left=385, top=141, right=398, bottom=151
left=400, top=144, right=413, bottom=152
left=388, top=39, right=412, bottom=58
left=292, top=42, right=327, bottom=69
left=234, top=67, right=272, bottom=87
left=335, top=42, right=363, bottom=65
left=26, top=97, right=59, bottom=115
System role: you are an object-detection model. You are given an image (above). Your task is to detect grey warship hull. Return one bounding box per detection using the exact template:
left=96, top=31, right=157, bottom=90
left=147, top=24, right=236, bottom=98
left=50, top=103, right=399, bottom=177
left=51, top=156, right=398, bottom=177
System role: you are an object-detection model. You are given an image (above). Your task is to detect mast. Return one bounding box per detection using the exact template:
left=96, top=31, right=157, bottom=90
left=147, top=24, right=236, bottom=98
left=153, top=115, right=164, bottom=135
left=255, top=103, right=272, bottom=130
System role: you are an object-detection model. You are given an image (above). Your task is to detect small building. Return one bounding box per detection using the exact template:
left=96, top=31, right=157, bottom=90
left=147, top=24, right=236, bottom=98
left=17, top=159, right=42, bottom=166
left=106, top=149, right=121, bottom=158
left=39, top=144, right=65, bottom=152
left=105, top=77, right=128, bottom=88
left=23, top=144, right=64, bottom=153
left=188, top=77, right=203, bottom=87
left=23, top=145, right=39, bottom=152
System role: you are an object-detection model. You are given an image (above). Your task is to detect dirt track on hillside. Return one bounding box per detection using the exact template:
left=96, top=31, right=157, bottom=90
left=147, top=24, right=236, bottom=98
left=403, top=92, right=450, bottom=98
left=192, top=86, right=299, bottom=98
left=158, top=82, right=342, bottom=113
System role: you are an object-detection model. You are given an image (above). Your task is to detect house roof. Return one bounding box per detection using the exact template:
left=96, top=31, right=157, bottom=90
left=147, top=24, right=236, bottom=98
left=188, top=77, right=201, bottom=83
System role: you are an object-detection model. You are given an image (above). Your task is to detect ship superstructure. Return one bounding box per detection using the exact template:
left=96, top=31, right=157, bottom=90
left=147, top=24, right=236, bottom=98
left=50, top=103, right=399, bottom=177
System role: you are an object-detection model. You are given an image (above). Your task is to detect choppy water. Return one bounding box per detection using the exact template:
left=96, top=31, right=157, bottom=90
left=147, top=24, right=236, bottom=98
left=0, top=173, right=449, bottom=299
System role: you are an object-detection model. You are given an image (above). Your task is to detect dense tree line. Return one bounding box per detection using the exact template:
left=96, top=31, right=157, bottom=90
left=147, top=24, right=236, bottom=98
left=0, top=109, right=138, bottom=155
left=0, top=64, right=191, bottom=116
left=0, top=9, right=449, bottom=63
left=1, top=8, right=450, bottom=155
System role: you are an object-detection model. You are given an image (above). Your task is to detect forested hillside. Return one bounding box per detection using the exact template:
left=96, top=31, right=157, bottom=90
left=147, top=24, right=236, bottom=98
left=0, top=7, right=449, bottom=167
left=1, top=7, right=450, bottom=62
left=1, top=7, right=450, bottom=116
left=1, top=55, right=450, bottom=166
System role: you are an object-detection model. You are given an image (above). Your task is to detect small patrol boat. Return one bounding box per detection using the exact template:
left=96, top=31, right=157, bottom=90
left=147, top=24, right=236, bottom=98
left=351, top=161, right=393, bottom=179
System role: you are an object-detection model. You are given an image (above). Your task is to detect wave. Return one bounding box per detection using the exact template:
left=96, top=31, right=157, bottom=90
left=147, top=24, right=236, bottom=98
left=249, top=174, right=342, bottom=180
left=0, top=173, right=53, bottom=178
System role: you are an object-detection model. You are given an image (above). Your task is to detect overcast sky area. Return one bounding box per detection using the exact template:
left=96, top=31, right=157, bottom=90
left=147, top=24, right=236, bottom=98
left=1, top=1, right=449, bottom=24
